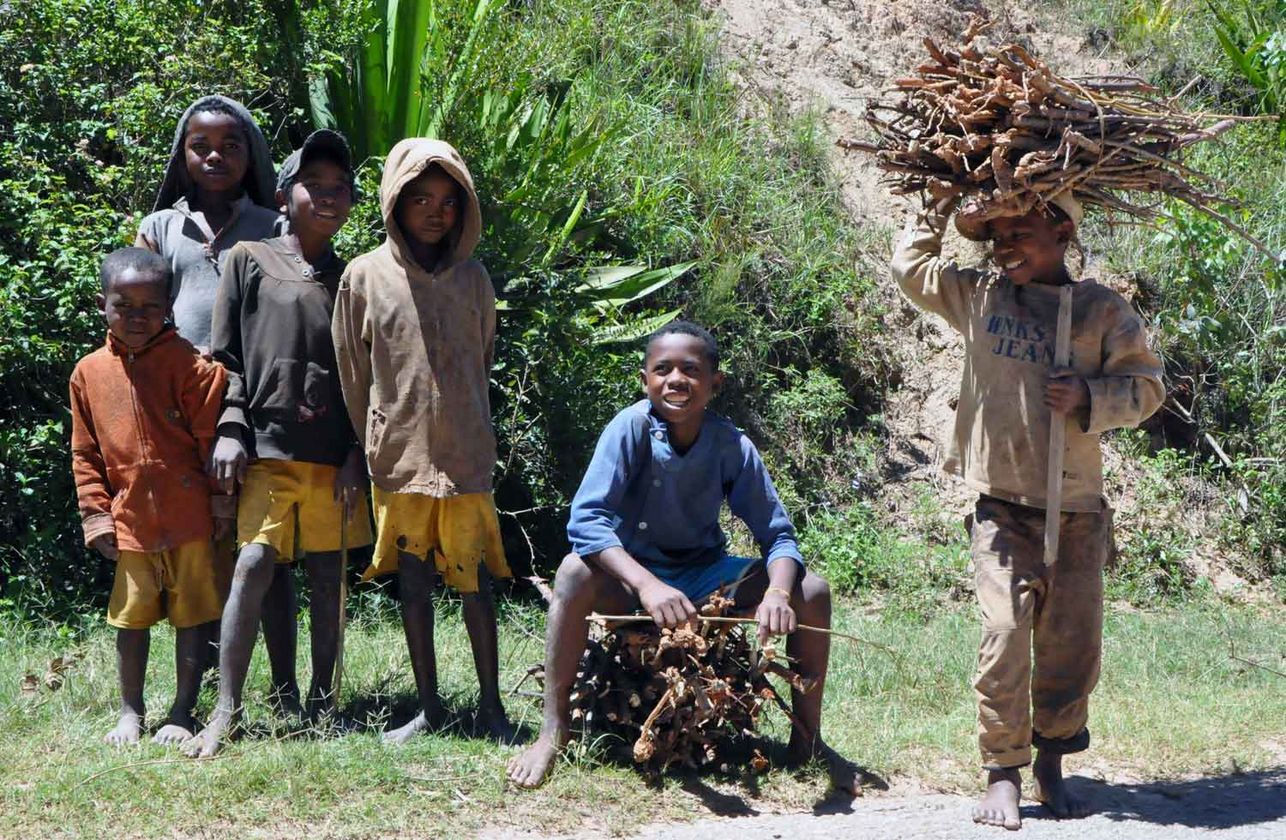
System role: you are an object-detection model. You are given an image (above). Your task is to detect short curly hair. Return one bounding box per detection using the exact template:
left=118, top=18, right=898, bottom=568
left=645, top=319, right=720, bottom=371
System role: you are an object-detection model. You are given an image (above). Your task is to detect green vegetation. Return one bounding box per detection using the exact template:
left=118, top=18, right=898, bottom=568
left=1, top=599, right=1281, bottom=838
left=1064, top=0, right=1286, bottom=590
left=0, top=0, right=883, bottom=620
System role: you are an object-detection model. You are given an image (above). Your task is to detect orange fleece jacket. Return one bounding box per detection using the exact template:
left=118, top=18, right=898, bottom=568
left=69, top=328, right=232, bottom=551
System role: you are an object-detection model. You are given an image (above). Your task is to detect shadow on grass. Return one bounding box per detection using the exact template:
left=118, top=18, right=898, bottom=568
left=339, top=688, right=535, bottom=744
left=1018, top=768, right=1286, bottom=828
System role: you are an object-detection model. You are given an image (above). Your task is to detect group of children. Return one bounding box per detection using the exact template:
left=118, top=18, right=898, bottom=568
left=70, top=93, right=1162, bottom=823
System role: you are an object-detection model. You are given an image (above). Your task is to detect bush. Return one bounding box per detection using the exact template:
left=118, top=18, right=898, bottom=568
left=0, top=0, right=891, bottom=620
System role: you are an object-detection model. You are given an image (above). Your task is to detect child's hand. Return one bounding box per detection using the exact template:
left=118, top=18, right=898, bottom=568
left=638, top=580, right=697, bottom=629
left=210, top=434, right=248, bottom=494
left=755, top=589, right=798, bottom=646
left=334, top=447, right=368, bottom=516
left=90, top=533, right=119, bottom=561
left=1045, top=368, right=1089, bottom=414
left=213, top=516, right=234, bottom=541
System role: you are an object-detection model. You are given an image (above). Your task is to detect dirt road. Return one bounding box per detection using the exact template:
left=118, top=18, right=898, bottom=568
left=485, top=769, right=1285, bottom=839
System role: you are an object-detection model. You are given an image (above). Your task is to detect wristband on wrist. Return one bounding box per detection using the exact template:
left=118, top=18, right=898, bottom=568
left=765, top=586, right=791, bottom=600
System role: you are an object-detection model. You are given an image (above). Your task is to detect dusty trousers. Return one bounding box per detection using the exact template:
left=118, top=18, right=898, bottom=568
left=969, top=494, right=1109, bottom=769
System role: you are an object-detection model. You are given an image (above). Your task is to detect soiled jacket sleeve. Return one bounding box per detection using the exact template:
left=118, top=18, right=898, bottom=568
left=566, top=410, right=648, bottom=559
left=69, top=367, right=115, bottom=546
left=889, top=207, right=982, bottom=332
left=332, top=269, right=373, bottom=452
left=180, top=356, right=235, bottom=518
left=726, top=434, right=803, bottom=569
left=1083, top=298, right=1165, bottom=434
left=210, top=245, right=250, bottom=434
left=478, top=264, right=497, bottom=371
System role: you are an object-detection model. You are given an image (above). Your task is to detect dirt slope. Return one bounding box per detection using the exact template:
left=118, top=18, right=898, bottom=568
left=706, top=0, right=1246, bottom=590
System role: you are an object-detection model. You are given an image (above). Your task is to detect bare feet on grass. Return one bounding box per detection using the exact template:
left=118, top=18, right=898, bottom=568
left=506, top=732, right=564, bottom=789
left=152, top=712, right=197, bottom=746
left=182, top=708, right=234, bottom=758
left=103, top=711, right=143, bottom=746
left=269, top=683, right=304, bottom=720
left=1033, top=751, right=1090, bottom=819
left=787, top=735, right=862, bottom=795
left=973, top=767, right=1023, bottom=830
left=476, top=701, right=517, bottom=743
left=382, top=701, right=447, bottom=746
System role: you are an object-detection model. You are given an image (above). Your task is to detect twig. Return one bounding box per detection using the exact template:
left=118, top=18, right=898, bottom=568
left=587, top=612, right=884, bottom=649
left=78, top=754, right=226, bottom=787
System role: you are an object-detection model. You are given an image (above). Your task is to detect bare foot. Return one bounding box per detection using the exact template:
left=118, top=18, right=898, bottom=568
left=507, top=733, right=563, bottom=789
left=104, top=711, right=143, bottom=746
left=476, top=702, right=517, bottom=743
left=382, top=703, right=445, bottom=745
left=1033, top=751, right=1090, bottom=819
left=152, top=718, right=195, bottom=747
left=787, top=736, right=861, bottom=795
left=269, top=683, right=303, bottom=720
left=973, top=767, right=1023, bottom=830
left=182, top=709, right=234, bottom=758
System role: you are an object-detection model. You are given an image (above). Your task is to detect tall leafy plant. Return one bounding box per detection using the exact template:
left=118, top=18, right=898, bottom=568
left=1204, top=0, right=1286, bottom=139
left=306, top=0, right=500, bottom=161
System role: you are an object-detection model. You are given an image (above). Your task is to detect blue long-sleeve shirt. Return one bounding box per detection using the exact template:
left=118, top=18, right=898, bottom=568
left=567, top=400, right=803, bottom=570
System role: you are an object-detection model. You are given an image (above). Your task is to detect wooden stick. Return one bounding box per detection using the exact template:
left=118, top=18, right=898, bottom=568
left=1044, top=285, right=1074, bottom=566
left=587, top=613, right=875, bottom=648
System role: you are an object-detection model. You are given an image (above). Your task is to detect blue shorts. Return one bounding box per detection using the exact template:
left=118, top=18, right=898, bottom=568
left=646, top=555, right=760, bottom=602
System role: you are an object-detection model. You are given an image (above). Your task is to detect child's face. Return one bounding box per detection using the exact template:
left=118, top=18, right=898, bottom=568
left=990, top=211, right=1072, bottom=286
left=641, top=334, right=723, bottom=431
left=99, top=269, right=170, bottom=349
left=395, top=169, right=461, bottom=247
left=279, top=158, right=353, bottom=242
left=184, top=111, right=249, bottom=197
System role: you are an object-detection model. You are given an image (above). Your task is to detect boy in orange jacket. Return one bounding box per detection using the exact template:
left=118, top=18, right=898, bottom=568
left=69, top=247, right=233, bottom=746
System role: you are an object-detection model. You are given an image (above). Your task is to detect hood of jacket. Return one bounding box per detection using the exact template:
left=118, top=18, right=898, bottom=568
left=379, top=138, right=481, bottom=272
left=151, top=95, right=278, bottom=213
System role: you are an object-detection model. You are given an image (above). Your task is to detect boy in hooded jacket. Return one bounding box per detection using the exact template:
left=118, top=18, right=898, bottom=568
left=333, top=139, right=514, bottom=743
left=134, top=95, right=299, bottom=699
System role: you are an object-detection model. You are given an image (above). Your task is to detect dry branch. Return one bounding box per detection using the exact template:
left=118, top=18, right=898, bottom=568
left=531, top=594, right=811, bottom=773
left=847, top=21, right=1274, bottom=255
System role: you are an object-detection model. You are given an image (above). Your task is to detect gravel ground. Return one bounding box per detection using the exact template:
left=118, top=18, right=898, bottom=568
left=486, top=769, right=1285, bottom=840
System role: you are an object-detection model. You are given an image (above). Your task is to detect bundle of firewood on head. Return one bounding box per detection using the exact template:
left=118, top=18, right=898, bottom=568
left=534, top=593, right=813, bottom=774
left=845, top=20, right=1271, bottom=254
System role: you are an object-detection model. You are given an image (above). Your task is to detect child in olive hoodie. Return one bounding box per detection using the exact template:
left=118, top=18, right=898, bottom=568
left=333, top=139, right=513, bottom=743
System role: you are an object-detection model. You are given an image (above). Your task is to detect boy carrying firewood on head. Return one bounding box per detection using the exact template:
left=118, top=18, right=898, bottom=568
left=507, top=321, right=858, bottom=793
left=892, top=193, right=1164, bottom=829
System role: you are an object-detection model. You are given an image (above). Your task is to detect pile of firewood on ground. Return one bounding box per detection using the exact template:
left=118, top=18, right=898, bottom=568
left=525, top=592, right=813, bottom=774
left=844, top=18, right=1267, bottom=251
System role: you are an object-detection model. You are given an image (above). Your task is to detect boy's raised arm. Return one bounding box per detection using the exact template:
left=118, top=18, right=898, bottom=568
left=69, top=371, right=115, bottom=547
left=332, top=271, right=373, bottom=448
left=890, top=200, right=982, bottom=331
left=1082, top=300, right=1165, bottom=434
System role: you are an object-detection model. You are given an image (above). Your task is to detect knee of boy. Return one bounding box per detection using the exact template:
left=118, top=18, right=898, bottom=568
left=801, top=569, right=832, bottom=611
left=553, top=553, right=594, bottom=595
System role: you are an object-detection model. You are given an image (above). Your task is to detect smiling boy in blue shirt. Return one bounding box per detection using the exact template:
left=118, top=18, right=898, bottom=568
left=508, top=321, right=856, bottom=792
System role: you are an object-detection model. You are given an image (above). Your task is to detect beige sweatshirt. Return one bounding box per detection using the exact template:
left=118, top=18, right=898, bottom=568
left=332, top=139, right=497, bottom=496
left=890, top=209, right=1164, bottom=511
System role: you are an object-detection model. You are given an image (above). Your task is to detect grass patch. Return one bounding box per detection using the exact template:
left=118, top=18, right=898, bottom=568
left=1, top=595, right=1280, bottom=838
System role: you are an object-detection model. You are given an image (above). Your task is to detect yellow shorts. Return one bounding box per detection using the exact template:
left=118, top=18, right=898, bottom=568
left=237, top=459, right=373, bottom=562
left=368, top=487, right=511, bottom=593
left=107, top=540, right=222, bottom=630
